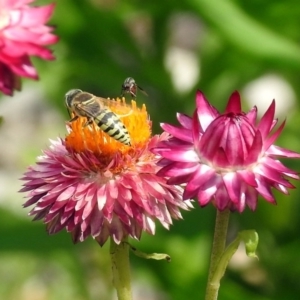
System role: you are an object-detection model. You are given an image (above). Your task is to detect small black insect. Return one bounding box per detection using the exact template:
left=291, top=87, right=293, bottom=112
left=121, top=77, right=148, bottom=98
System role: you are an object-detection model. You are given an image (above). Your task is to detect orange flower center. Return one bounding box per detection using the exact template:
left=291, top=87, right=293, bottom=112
left=65, top=96, right=151, bottom=160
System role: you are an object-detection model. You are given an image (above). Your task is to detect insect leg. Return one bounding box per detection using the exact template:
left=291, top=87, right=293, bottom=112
left=83, top=117, right=94, bottom=127
left=69, top=115, right=79, bottom=122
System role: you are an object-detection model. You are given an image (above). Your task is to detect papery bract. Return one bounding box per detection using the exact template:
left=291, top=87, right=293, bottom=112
left=20, top=96, right=192, bottom=245
left=153, top=90, right=300, bottom=212
left=0, top=0, right=58, bottom=95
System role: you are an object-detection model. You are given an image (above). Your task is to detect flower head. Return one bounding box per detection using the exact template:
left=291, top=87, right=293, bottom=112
left=153, top=91, right=300, bottom=212
left=0, top=0, right=58, bottom=95
left=20, top=95, right=192, bottom=245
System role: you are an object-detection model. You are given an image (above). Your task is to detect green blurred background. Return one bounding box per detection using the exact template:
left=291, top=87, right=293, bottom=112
left=1, top=0, right=300, bottom=299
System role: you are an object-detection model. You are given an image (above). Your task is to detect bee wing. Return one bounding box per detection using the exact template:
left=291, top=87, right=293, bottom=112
left=96, top=97, right=132, bottom=113
left=77, top=99, right=102, bottom=118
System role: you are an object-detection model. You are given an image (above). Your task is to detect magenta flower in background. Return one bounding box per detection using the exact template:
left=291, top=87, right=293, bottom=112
left=20, top=99, right=192, bottom=246
left=0, top=0, right=58, bottom=95
left=153, top=91, right=300, bottom=212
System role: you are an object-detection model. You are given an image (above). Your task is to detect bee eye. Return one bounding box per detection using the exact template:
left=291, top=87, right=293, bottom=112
left=65, top=89, right=82, bottom=107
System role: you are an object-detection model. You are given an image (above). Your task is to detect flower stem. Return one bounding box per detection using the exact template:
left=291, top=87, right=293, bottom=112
left=205, top=209, right=230, bottom=300
left=110, top=237, right=132, bottom=300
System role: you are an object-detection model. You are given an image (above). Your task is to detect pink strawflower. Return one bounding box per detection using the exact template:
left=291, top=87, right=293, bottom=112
left=0, top=0, right=58, bottom=95
left=20, top=96, right=192, bottom=245
left=153, top=91, right=300, bottom=212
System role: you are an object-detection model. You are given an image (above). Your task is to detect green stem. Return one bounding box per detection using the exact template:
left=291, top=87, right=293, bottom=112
left=110, top=237, right=132, bottom=300
left=205, top=209, right=230, bottom=300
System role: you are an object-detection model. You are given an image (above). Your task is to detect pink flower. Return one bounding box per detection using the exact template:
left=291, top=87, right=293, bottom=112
left=0, top=0, right=58, bottom=95
left=20, top=95, right=192, bottom=245
left=153, top=91, right=300, bottom=212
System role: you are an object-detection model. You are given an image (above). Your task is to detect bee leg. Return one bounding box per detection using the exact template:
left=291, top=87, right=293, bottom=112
left=121, top=88, right=125, bottom=97
left=83, top=118, right=93, bottom=127
left=130, top=91, right=137, bottom=98
left=69, top=115, right=79, bottom=122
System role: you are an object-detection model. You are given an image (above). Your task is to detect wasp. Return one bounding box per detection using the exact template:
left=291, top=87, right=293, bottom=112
left=65, top=89, right=131, bottom=146
left=121, top=77, right=148, bottom=98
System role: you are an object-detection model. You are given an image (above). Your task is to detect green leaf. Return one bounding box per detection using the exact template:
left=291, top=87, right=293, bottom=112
left=211, top=230, right=259, bottom=286
left=128, top=243, right=171, bottom=262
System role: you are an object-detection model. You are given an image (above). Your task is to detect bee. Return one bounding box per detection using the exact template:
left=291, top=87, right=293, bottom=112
left=65, top=89, right=131, bottom=146
left=121, top=77, right=148, bottom=98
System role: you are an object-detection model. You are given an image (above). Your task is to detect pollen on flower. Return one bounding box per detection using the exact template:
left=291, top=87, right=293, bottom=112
left=65, top=97, right=151, bottom=158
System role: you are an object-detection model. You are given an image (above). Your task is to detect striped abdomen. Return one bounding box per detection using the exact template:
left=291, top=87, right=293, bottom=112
left=95, top=109, right=131, bottom=146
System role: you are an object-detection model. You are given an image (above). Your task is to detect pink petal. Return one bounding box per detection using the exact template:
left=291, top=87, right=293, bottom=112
left=244, top=187, right=258, bottom=211
left=237, top=170, right=257, bottom=187
left=225, top=91, right=241, bottom=114
left=245, top=131, right=263, bottom=165
left=82, top=193, right=96, bottom=220
left=255, top=164, right=295, bottom=188
left=256, top=100, right=275, bottom=140
left=267, top=145, right=300, bottom=158
left=223, top=173, right=241, bottom=204
left=161, top=123, right=193, bottom=143
left=97, top=186, right=107, bottom=210
left=197, top=187, right=217, bottom=207
left=255, top=175, right=276, bottom=203
left=19, top=4, right=56, bottom=27
left=262, top=156, right=299, bottom=179
left=214, top=186, right=230, bottom=210
left=183, top=166, right=215, bottom=199
left=155, top=146, right=199, bottom=162
left=196, top=90, right=219, bottom=131
left=157, top=161, right=198, bottom=177
left=176, top=112, right=192, bottom=129
left=192, top=109, right=202, bottom=149
left=56, top=186, right=76, bottom=201
left=245, top=106, right=258, bottom=125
